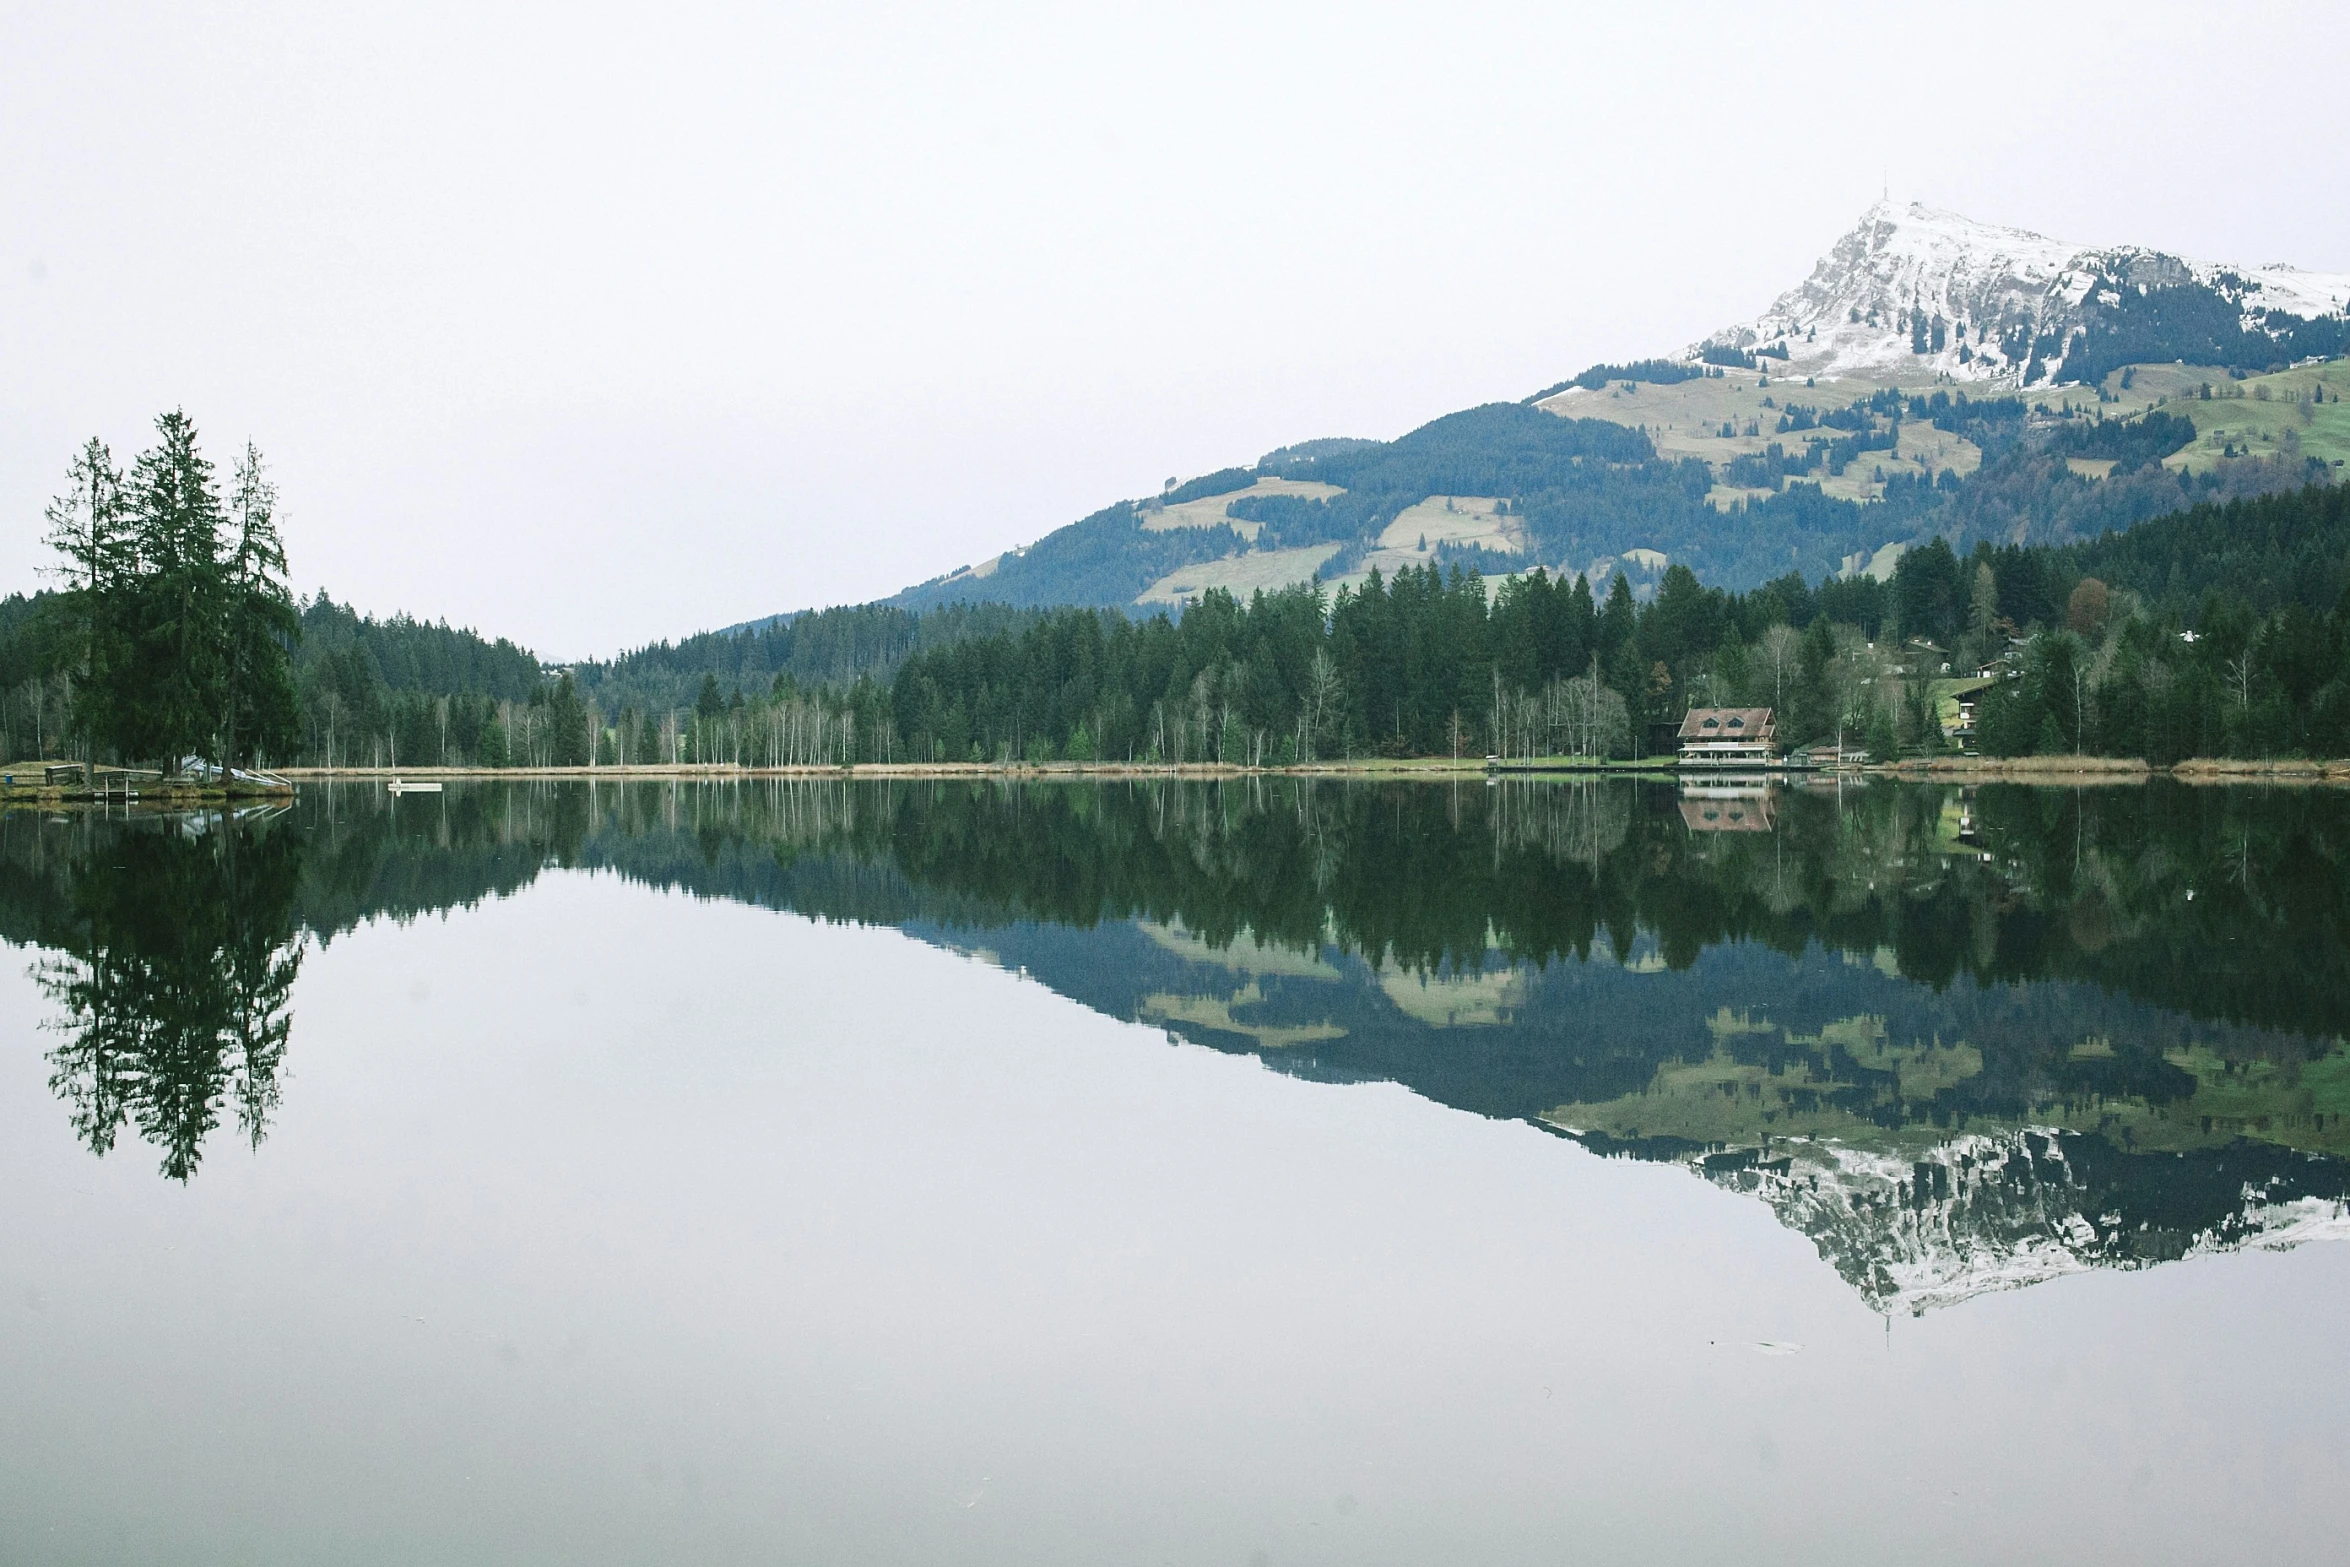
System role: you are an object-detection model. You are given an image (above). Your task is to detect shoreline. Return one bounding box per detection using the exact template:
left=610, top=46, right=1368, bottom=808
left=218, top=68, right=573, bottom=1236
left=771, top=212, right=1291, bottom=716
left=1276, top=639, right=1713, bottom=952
left=267, top=754, right=2350, bottom=783
left=10, top=754, right=2348, bottom=804
left=269, top=761, right=1510, bottom=781
left=0, top=785, right=296, bottom=804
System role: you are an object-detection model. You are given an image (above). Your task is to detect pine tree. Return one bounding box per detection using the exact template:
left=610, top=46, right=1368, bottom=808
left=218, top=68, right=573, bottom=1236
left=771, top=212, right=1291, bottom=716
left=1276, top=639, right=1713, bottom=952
left=122, top=411, right=230, bottom=768
left=221, top=444, right=302, bottom=768
left=1964, top=560, right=1999, bottom=670
left=547, top=674, right=590, bottom=766
left=1596, top=573, right=1637, bottom=687
left=1714, top=623, right=1750, bottom=706
left=41, top=438, right=128, bottom=754
left=1796, top=615, right=1837, bottom=743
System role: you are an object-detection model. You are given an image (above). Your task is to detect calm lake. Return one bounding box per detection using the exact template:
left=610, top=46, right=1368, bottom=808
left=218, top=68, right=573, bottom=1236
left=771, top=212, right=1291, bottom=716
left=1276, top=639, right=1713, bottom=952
left=5, top=776, right=2348, bottom=1564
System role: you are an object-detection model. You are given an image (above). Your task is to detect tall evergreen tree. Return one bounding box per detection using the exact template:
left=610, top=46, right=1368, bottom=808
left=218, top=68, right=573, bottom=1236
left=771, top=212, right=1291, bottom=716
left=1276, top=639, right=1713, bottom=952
left=40, top=438, right=127, bottom=753
left=221, top=444, right=302, bottom=768
left=547, top=673, right=591, bottom=766
left=1795, top=614, right=1837, bottom=743
left=122, top=411, right=230, bottom=767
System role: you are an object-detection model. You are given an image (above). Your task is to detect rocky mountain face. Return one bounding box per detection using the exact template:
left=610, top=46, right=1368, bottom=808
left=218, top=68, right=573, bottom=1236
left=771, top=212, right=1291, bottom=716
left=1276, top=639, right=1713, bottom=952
left=1703, top=201, right=2350, bottom=388
left=1687, top=1127, right=2350, bottom=1317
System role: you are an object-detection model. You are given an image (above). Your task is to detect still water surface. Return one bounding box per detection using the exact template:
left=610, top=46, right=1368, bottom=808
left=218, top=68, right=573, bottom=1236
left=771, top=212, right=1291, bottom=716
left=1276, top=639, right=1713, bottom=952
left=4, top=777, right=2348, bottom=1563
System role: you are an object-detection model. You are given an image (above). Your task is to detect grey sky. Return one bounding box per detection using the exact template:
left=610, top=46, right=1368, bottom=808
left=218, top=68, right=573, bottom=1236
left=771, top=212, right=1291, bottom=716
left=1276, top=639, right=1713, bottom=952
left=5, top=1, right=2345, bottom=658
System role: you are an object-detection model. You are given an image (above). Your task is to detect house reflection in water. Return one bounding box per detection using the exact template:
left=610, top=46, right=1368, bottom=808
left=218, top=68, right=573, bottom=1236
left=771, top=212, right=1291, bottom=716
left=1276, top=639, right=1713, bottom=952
left=1676, top=781, right=1776, bottom=832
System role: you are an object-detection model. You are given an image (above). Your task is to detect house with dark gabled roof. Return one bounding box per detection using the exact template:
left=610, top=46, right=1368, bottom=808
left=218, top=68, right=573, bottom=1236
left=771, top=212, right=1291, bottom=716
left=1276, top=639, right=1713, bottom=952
left=1676, top=706, right=1777, bottom=765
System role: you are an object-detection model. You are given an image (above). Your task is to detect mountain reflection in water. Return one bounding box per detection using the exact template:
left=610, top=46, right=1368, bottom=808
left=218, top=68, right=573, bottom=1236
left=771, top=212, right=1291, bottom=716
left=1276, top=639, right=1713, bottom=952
left=6, top=775, right=2347, bottom=1311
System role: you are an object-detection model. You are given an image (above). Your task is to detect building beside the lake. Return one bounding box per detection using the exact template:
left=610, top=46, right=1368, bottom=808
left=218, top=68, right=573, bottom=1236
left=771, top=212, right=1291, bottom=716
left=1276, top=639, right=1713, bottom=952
left=1675, top=707, right=1777, bottom=766
left=1788, top=741, right=1869, bottom=770
left=1938, top=675, right=1997, bottom=753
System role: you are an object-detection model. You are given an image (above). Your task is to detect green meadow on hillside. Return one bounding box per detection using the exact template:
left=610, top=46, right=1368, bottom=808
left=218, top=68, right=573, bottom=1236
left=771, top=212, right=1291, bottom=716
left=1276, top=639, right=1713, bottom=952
left=2160, top=361, right=2350, bottom=474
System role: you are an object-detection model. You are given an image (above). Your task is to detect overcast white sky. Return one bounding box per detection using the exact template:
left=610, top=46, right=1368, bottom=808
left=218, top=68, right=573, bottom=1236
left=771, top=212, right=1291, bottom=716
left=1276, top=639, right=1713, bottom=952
left=5, top=2, right=2346, bottom=658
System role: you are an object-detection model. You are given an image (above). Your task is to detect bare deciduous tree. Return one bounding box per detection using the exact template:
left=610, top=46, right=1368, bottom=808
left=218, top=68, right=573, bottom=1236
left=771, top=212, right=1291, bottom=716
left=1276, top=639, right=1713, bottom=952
left=1759, top=624, right=1801, bottom=719
left=1302, top=649, right=1342, bottom=763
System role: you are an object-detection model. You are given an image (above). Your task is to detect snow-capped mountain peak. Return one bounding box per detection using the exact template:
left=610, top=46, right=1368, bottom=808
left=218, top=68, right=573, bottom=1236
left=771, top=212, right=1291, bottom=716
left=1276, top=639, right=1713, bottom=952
left=1700, top=201, right=2350, bottom=387
left=1692, top=1127, right=2350, bottom=1316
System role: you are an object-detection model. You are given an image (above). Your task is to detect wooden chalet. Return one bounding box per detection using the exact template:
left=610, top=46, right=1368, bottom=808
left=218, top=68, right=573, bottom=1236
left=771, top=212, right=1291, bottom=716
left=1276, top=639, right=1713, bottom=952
left=1938, top=675, right=1996, bottom=753
left=1675, top=707, right=1777, bottom=766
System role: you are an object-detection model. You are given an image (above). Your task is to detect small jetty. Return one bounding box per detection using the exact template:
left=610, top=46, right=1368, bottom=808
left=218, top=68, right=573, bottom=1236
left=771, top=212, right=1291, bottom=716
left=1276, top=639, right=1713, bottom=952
left=385, top=778, right=444, bottom=794
left=2, top=758, right=294, bottom=805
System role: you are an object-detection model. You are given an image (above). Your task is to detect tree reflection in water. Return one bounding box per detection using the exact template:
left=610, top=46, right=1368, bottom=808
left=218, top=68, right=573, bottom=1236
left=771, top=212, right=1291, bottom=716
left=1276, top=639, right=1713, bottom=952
left=8, top=772, right=2349, bottom=1312
left=29, top=810, right=302, bottom=1180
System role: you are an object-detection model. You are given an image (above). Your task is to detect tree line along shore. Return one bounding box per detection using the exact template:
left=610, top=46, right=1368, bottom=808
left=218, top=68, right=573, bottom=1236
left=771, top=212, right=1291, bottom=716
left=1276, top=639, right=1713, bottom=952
left=8, top=416, right=2350, bottom=781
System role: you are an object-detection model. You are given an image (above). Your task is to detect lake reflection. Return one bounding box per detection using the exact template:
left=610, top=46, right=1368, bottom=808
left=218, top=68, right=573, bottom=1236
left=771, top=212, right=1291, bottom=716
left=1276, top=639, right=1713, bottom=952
left=8, top=776, right=2350, bottom=1311
left=5, top=777, right=2350, bottom=1562
left=14, top=806, right=303, bottom=1179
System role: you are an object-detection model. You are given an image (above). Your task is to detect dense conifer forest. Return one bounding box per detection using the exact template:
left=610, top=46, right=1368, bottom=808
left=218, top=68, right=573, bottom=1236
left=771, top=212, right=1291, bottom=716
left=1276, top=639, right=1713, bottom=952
left=887, top=391, right=2332, bottom=613
left=10, top=412, right=301, bottom=773
left=7, top=440, right=2346, bottom=771
left=880, top=481, right=2350, bottom=766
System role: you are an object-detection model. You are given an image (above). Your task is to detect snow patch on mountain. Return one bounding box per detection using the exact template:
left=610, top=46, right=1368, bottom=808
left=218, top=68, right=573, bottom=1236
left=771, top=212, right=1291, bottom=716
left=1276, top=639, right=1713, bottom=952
left=1700, top=201, right=2350, bottom=387
left=1690, top=1128, right=2350, bottom=1316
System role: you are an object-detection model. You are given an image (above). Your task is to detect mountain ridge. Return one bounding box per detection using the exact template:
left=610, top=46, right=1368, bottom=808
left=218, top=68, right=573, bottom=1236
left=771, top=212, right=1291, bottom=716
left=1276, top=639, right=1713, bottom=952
left=754, top=204, right=2348, bottom=627
left=1697, top=200, right=2350, bottom=386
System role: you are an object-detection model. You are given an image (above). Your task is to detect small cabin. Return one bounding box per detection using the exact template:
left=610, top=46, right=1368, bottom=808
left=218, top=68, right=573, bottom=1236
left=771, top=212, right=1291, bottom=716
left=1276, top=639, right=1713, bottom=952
left=1676, top=707, right=1777, bottom=765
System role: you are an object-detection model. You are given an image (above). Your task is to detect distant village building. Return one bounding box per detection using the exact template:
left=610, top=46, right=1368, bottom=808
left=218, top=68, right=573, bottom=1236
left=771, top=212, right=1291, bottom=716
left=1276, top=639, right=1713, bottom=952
left=1949, top=696, right=1979, bottom=751
left=1940, top=675, right=1997, bottom=753
left=1676, top=707, right=1777, bottom=765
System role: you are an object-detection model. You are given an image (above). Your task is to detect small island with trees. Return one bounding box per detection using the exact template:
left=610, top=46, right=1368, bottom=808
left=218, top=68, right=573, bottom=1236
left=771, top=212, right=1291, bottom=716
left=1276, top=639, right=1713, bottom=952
left=6, top=412, right=299, bottom=800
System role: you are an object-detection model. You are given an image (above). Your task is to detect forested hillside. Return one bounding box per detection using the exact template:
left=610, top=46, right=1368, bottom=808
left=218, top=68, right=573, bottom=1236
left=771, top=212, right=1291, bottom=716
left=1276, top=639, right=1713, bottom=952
left=13, top=482, right=2348, bottom=771
left=880, top=482, right=2350, bottom=767
left=879, top=385, right=2336, bottom=618
left=296, top=594, right=541, bottom=700
left=572, top=599, right=1039, bottom=715
left=893, top=500, right=1253, bottom=613
left=7, top=583, right=547, bottom=770
left=2064, top=480, right=2350, bottom=616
